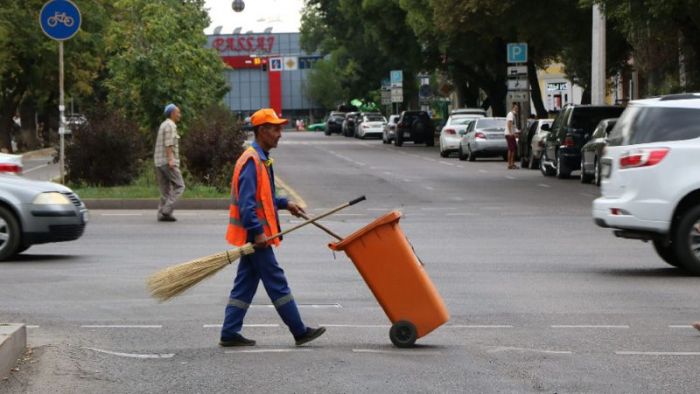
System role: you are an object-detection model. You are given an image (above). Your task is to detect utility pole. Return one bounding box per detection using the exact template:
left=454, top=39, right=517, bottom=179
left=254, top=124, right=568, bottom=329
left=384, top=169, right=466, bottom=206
left=591, top=4, right=606, bottom=105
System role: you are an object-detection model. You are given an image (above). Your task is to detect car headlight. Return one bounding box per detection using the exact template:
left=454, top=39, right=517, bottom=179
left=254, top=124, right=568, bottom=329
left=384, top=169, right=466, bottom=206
left=33, top=192, right=72, bottom=205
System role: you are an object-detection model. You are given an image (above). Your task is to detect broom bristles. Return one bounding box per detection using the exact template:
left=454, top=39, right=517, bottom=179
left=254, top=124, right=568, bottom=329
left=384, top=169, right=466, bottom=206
left=147, top=243, right=255, bottom=302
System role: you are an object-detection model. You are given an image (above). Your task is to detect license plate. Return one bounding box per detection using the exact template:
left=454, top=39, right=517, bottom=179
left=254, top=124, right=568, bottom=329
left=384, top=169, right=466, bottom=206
left=404, top=132, right=411, bottom=138
left=601, top=163, right=611, bottom=178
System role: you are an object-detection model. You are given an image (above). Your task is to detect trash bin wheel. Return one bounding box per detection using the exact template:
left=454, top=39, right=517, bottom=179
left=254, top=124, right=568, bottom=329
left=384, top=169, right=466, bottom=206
left=390, top=320, right=417, bottom=348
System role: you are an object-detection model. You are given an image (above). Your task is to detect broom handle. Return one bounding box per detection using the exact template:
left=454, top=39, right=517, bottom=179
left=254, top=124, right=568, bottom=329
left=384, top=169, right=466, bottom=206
left=297, top=212, right=343, bottom=241
left=265, top=196, right=365, bottom=242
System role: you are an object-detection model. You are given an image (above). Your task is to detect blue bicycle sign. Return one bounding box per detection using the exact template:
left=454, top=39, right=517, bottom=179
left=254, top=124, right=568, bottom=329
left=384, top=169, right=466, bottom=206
left=40, top=0, right=81, bottom=41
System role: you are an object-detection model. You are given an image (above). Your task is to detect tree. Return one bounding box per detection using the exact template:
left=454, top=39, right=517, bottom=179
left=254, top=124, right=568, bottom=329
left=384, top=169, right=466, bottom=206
left=104, top=0, right=228, bottom=136
left=305, top=58, right=348, bottom=110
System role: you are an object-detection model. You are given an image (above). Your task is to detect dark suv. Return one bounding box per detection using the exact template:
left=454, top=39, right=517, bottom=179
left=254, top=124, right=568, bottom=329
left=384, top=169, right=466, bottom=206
left=394, top=111, right=435, bottom=147
left=325, top=111, right=346, bottom=135
left=540, top=104, right=624, bottom=178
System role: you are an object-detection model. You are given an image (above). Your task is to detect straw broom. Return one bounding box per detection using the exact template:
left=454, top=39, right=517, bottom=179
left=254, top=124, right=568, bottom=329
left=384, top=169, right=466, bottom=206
left=147, top=196, right=365, bottom=302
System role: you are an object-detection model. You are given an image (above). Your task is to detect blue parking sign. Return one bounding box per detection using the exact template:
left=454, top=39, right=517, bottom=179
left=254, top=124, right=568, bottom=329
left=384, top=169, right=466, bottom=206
left=507, top=43, right=528, bottom=64
left=40, top=0, right=82, bottom=41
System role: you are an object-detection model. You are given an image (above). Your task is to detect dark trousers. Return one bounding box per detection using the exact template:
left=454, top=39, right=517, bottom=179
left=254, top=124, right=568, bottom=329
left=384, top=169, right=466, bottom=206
left=221, top=246, right=306, bottom=338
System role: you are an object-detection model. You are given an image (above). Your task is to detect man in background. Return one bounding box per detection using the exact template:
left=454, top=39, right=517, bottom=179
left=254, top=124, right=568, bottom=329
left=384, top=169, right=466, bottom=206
left=154, top=103, right=185, bottom=222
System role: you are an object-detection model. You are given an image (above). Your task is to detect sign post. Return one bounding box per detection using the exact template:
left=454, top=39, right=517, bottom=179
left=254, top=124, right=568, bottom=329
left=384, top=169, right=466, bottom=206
left=506, top=42, right=530, bottom=132
left=40, top=0, right=82, bottom=184
left=390, top=70, right=403, bottom=114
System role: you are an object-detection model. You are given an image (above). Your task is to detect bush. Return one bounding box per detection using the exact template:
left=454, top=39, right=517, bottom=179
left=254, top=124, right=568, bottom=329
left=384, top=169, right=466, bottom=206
left=66, top=108, right=145, bottom=186
left=181, top=104, right=246, bottom=192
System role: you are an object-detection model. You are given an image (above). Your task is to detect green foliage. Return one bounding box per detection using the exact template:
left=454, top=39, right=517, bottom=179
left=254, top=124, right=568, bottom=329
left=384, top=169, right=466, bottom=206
left=180, top=104, right=246, bottom=193
left=305, top=58, right=348, bottom=110
left=66, top=107, right=146, bottom=186
left=104, top=0, right=228, bottom=134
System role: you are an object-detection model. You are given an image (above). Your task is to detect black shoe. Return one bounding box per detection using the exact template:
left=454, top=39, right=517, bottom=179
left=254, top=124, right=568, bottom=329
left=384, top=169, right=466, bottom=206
left=158, top=214, right=177, bottom=222
left=294, top=327, right=326, bottom=346
left=219, top=334, right=256, bottom=347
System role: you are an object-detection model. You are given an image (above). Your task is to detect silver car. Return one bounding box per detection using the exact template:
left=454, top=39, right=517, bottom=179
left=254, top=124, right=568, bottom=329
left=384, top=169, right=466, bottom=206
left=382, top=115, right=400, bottom=144
left=0, top=174, right=88, bottom=260
left=458, top=117, right=508, bottom=161
left=439, top=115, right=483, bottom=157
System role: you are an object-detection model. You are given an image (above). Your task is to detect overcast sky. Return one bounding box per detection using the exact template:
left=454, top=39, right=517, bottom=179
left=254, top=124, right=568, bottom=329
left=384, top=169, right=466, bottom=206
left=204, top=0, right=305, bottom=34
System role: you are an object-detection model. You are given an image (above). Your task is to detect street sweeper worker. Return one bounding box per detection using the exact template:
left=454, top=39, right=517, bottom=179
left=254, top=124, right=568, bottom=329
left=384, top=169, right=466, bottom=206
left=220, top=108, right=326, bottom=347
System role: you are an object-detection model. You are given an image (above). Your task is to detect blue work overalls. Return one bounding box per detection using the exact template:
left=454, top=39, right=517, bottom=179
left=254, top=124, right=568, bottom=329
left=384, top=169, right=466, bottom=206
left=221, top=141, right=307, bottom=339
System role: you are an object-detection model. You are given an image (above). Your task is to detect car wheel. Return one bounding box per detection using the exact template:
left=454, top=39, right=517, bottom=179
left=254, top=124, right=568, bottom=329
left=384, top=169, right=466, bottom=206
left=520, top=149, right=529, bottom=168
left=673, top=205, right=700, bottom=274
left=324, top=128, right=331, bottom=136
left=540, top=152, right=555, bottom=176
left=594, top=158, right=601, bottom=186
left=440, top=149, right=449, bottom=158
left=458, top=146, right=467, bottom=161
left=652, top=239, right=683, bottom=268
left=467, top=145, right=476, bottom=162
left=556, top=157, right=570, bottom=179
left=382, top=133, right=389, bottom=144
left=425, top=133, right=435, bottom=147
left=580, top=157, right=593, bottom=183
left=0, top=206, right=21, bottom=261
left=528, top=150, right=538, bottom=170
left=394, top=130, right=403, bottom=147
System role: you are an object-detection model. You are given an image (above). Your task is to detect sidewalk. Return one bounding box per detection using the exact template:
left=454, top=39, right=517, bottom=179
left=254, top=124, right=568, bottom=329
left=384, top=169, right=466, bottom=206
left=0, top=324, right=26, bottom=380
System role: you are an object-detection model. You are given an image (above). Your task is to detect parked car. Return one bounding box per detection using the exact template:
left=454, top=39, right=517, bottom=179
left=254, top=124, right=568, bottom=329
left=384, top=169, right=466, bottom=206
left=342, top=112, right=361, bottom=137
left=592, top=93, right=700, bottom=273
left=0, top=174, right=88, bottom=260
left=355, top=113, right=387, bottom=139
left=450, top=108, right=487, bottom=117
left=394, top=111, right=435, bottom=147
left=0, top=153, right=23, bottom=175
left=382, top=115, right=400, bottom=144
left=242, top=116, right=254, bottom=133
left=65, top=113, right=87, bottom=132
left=540, top=104, right=625, bottom=178
left=580, top=118, right=617, bottom=185
left=458, top=117, right=507, bottom=161
left=439, top=115, right=482, bottom=157
left=324, top=111, right=345, bottom=135
left=519, top=119, right=553, bottom=169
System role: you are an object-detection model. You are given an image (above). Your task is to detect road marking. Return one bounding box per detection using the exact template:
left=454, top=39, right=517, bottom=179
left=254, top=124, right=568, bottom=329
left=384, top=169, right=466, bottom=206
left=616, top=351, right=700, bottom=356
left=424, top=186, right=434, bottom=191
left=403, top=179, right=412, bottom=182
left=669, top=325, right=694, bottom=329
left=252, top=303, right=342, bottom=309
left=81, top=325, right=162, bottom=329
left=445, top=213, right=477, bottom=217
left=551, top=325, right=629, bottom=329
left=537, top=184, right=551, bottom=188
left=424, top=158, right=437, bottom=162
left=85, top=347, right=174, bottom=359
left=478, top=170, right=488, bottom=173
left=100, top=213, right=143, bottom=216
left=439, top=161, right=454, bottom=166
left=23, top=163, right=49, bottom=174
left=203, top=324, right=280, bottom=328
left=456, top=165, right=465, bottom=169
left=445, top=325, right=513, bottom=329
left=352, top=349, right=442, bottom=355
left=488, top=346, right=572, bottom=355
left=505, top=176, right=516, bottom=180
left=225, top=349, right=312, bottom=354
left=420, top=207, right=455, bottom=211
left=321, top=324, right=391, bottom=328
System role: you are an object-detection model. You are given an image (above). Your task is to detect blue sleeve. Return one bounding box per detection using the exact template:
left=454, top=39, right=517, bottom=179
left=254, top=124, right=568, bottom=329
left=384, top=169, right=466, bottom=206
left=237, top=160, right=264, bottom=236
left=276, top=197, right=289, bottom=210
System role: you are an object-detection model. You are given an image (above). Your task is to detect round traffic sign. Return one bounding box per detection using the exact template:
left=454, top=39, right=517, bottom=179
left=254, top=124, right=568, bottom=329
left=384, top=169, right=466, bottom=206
left=40, top=0, right=82, bottom=41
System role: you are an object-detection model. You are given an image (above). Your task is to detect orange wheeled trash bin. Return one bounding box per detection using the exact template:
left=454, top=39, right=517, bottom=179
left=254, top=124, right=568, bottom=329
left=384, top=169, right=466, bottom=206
left=329, top=210, right=449, bottom=347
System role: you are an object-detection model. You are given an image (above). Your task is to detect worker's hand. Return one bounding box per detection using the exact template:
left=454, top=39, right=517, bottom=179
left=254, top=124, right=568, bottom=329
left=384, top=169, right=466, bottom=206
left=168, top=157, right=176, bottom=169
left=253, top=233, right=267, bottom=249
left=287, top=202, right=306, bottom=218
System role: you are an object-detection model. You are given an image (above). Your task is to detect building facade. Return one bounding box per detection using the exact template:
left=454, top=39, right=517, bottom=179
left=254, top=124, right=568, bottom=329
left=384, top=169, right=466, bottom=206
left=206, top=32, right=324, bottom=120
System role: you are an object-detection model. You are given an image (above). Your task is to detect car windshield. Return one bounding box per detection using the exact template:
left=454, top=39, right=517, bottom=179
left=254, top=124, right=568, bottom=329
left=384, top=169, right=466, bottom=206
left=476, top=119, right=505, bottom=129
left=608, top=106, right=700, bottom=146
left=365, top=115, right=385, bottom=122
left=449, top=117, right=476, bottom=125
left=570, top=107, right=624, bottom=134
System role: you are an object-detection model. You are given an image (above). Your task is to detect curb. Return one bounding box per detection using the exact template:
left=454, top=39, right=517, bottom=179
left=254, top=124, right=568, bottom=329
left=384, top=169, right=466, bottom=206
left=21, top=147, right=55, bottom=160
left=0, top=324, right=26, bottom=380
left=83, top=198, right=229, bottom=210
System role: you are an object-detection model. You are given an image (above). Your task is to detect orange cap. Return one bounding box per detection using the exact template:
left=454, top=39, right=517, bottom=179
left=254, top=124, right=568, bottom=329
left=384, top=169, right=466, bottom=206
left=250, top=108, right=288, bottom=127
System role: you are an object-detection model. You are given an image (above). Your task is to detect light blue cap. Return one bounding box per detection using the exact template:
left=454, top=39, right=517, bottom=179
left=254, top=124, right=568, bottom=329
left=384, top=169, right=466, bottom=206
left=164, top=103, right=177, bottom=116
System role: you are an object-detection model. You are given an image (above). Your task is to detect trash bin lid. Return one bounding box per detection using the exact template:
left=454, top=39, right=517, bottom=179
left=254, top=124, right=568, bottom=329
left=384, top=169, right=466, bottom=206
left=328, top=210, right=402, bottom=251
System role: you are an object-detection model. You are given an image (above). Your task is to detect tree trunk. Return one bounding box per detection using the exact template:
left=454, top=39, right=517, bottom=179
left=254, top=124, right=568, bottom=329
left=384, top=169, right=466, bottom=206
left=527, top=59, right=548, bottom=118
left=19, top=96, right=40, bottom=150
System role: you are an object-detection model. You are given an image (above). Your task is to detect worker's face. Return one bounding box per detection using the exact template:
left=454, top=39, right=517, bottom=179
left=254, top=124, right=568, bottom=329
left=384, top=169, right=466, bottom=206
left=258, top=124, right=283, bottom=149
left=512, top=104, right=520, bottom=114
left=170, top=107, right=181, bottom=123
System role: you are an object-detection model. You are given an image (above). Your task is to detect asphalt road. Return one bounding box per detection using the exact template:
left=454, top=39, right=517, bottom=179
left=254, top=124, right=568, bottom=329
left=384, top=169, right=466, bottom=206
left=2, top=131, right=700, bottom=393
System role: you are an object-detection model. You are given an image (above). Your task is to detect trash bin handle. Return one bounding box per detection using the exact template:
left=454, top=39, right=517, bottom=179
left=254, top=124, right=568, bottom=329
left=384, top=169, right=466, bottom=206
left=349, top=195, right=366, bottom=206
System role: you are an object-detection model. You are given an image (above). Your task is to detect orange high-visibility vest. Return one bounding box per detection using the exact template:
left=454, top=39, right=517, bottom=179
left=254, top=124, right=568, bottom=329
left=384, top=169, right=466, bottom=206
left=226, top=147, right=281, bottom=247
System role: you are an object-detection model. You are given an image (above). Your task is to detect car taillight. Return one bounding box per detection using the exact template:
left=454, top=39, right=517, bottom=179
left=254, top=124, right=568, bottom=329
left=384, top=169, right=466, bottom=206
left=0, top=164, right=22, bottom=174
left=362, top=124, right=369, bottom=129
left=563, top=135, right=575, bottom=147
left=475, top=132, right=486, bottom=140
left=444, top=128, right=456, bottom=135
left=619, top=148, right=669, bottom=169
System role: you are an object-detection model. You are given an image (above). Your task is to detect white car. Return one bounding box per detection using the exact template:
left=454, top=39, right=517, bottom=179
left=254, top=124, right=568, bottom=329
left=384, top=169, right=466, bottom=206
left=439, top=115, right=483, bottom=157
left=382, top=115, right=400, bottom=144
left=593, top=93, right=700, bottom=273
left=356, top=114, right=386, bottom=139
left=525, top=119, right=553, bottom=169
left=0, top=153, right=23, bottom=174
